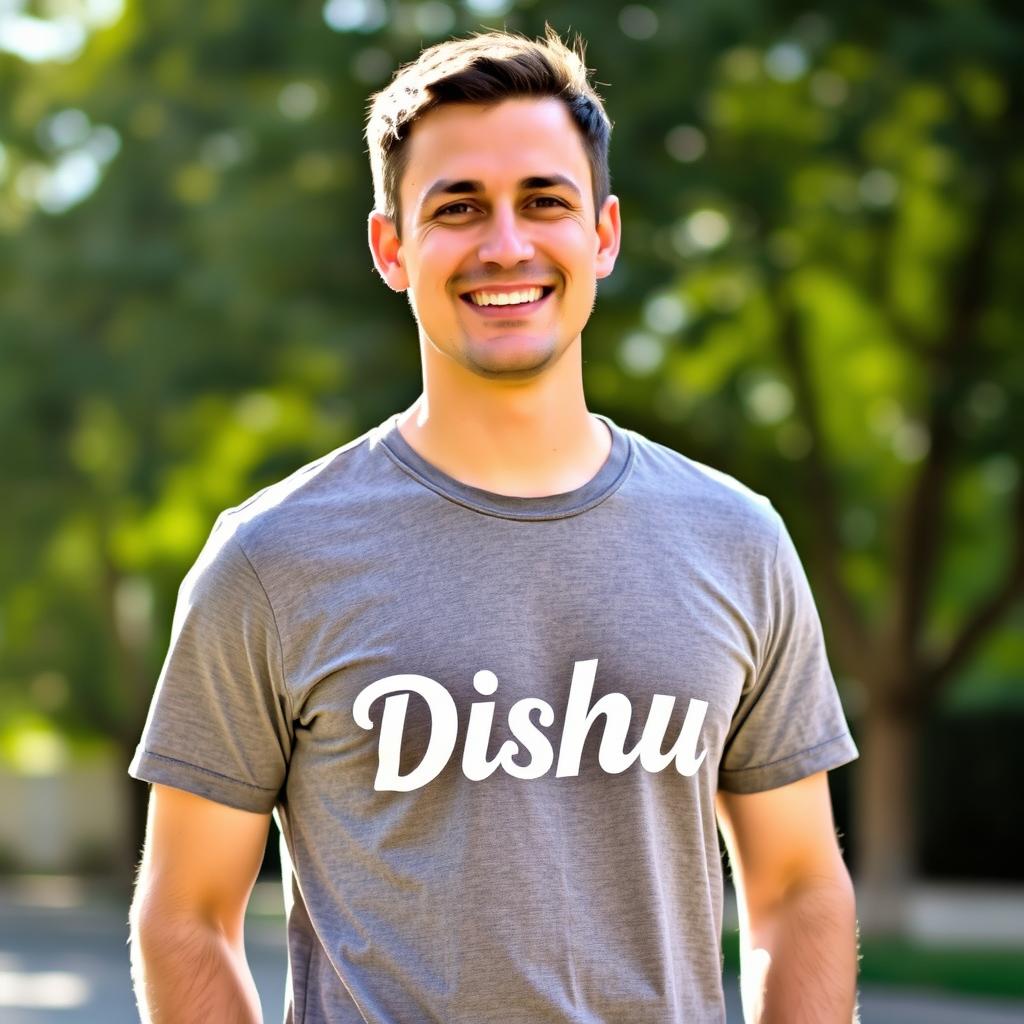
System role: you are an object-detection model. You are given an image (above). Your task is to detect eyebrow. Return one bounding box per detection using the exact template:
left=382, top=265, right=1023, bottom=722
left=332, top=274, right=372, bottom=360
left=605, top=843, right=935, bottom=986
left=421, top=174, right=583, bottom=207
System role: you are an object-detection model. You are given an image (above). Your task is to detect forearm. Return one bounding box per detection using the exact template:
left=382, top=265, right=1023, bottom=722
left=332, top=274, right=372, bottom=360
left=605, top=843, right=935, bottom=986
left=739, top=875, right=859, bottom=1024
left=130, top=912, right=263, bottom=1024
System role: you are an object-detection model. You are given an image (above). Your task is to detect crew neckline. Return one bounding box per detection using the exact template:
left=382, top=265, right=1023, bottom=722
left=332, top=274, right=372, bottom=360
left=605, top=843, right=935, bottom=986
left=374, top=412, right=634, bottom=521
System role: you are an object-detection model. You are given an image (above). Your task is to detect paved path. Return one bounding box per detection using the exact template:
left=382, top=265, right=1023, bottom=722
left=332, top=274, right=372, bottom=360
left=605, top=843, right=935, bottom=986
left=2, top=879, right=1022, bottom=1023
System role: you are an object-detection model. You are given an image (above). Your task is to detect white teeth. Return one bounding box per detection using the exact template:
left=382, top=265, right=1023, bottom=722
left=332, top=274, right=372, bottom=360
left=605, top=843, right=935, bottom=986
left=468, top=287, right=544, bottom=307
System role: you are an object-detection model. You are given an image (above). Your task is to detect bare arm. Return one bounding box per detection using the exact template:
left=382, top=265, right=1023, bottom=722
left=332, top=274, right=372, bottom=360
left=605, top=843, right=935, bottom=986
left=129, top=783, right=272, bottom=1023
left=716, top=771, right=859, bottom=1024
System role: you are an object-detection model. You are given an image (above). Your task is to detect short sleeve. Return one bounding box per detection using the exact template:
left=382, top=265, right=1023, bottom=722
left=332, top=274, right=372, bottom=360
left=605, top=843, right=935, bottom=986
left=128, top=516, right=293, bottom=813
left=717, top=511, right=858, bottom=793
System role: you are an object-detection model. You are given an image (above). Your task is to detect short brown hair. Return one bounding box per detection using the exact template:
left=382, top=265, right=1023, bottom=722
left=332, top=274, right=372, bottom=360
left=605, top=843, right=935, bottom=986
left=364, top=25, right=613, bottom=235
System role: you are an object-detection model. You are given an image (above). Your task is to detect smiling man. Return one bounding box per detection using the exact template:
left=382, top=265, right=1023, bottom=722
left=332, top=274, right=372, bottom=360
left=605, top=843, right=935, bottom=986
left=128, top=27, right=860, bottom=1024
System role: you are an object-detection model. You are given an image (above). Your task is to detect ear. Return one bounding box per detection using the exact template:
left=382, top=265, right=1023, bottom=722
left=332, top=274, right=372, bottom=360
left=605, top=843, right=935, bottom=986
left=594, top=194, right=621, bottom=281
left=368, top=211, right=409, bottom=291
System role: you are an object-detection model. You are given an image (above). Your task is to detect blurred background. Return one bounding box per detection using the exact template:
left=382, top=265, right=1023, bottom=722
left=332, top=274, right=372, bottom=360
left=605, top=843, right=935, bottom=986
left=1, top=0, right=1022, bottom=1021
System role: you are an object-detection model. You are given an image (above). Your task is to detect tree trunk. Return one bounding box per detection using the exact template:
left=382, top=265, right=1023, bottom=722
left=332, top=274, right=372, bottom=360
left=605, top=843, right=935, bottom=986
left=853, top=699, right=919, bottom=935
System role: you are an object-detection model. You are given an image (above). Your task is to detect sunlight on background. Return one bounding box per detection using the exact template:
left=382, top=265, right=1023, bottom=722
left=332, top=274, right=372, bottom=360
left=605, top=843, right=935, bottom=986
left=0, top=1, right=124, bottom=213
left=0, top=972, right=91, bottom=1008
left=0, top=955, right=91, bottom=1009
left=2, top=718, right=69, bottom=775
left=0, top=0, right=123, bottom=63
left=322, top=0, right=514, bottom=37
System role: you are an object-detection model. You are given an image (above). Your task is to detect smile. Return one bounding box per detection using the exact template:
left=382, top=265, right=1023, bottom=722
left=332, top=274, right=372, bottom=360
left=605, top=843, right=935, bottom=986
left=459, top=285, right=555, bottom=316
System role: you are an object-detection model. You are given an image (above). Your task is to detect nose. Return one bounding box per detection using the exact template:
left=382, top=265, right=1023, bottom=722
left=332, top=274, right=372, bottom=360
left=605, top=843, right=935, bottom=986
left=477, top=204, right=534, bottom=267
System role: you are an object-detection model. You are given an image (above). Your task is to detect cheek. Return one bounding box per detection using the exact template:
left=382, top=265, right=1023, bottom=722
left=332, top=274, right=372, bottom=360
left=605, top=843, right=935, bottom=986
left=544, top=220, right=596, bottom=260
left=416, top=238, right=462, bottom=282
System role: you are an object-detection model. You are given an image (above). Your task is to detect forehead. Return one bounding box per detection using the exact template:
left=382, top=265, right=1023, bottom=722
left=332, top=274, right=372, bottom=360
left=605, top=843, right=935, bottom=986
left=401, top=97, right=592, bottom=210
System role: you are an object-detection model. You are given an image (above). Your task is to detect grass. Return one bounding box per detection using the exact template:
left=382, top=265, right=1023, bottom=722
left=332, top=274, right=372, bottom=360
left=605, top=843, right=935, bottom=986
left=722, top=931, right=1024, bottom=999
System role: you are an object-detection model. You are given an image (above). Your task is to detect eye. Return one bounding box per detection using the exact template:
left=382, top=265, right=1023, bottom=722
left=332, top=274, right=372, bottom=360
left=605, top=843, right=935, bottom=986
left=436, top=201, right=476, bottom=217
left=529, top=196, right=566, bottom=209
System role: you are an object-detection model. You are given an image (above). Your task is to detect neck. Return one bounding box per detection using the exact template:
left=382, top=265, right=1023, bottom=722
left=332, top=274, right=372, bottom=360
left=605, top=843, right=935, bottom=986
left=396, top=337, right=611, bottom=498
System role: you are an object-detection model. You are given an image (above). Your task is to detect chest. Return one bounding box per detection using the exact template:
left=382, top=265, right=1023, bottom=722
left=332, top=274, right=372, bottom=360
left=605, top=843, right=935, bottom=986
left=278, top=511, right=764, bottom=792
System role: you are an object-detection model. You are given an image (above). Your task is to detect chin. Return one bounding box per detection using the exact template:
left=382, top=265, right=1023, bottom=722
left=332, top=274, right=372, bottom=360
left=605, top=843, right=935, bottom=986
left=461, top=335, right=563, bottom=379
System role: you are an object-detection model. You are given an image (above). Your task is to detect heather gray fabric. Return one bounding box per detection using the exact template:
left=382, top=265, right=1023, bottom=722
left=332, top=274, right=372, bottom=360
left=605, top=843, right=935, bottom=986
left=129, top=411, right=858, bottom=1024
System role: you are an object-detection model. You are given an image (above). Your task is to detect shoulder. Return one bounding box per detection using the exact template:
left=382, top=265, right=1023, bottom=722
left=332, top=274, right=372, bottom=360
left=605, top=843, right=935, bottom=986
left=197, top=422, right=383, bottom=574
left=621, top=425, right=783, bottom=553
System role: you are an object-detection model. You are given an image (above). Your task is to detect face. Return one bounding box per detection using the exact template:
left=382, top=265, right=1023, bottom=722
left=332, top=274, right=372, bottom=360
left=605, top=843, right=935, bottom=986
left=369, top=97, right=620, bottom=381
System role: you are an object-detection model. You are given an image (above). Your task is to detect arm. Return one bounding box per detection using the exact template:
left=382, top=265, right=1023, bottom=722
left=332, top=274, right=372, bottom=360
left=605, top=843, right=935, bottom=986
left=129, top=783, right=272, bottom=1024
left=716, top=771, right=859, bottom=1024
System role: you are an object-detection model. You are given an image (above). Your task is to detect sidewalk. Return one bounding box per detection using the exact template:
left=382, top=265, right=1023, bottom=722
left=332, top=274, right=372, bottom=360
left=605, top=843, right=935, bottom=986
left=1, top=876, right=1022, bottom=1023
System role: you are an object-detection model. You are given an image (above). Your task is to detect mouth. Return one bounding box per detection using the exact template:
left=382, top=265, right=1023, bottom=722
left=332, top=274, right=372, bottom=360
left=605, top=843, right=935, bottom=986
left=459, top=285, right=556, bottom=318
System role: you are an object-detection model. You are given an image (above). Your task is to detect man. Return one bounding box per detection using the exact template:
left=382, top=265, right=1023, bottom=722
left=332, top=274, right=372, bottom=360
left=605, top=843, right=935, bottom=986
left=128, top=27, right=859, bottom=1024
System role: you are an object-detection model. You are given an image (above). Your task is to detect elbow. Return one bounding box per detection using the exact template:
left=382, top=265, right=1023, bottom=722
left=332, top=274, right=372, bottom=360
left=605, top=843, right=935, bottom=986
left=744, top=859, right=857, bottom=935
left=779, top=866, right=858, bottom=945
left=783, top=862, right=857, bottom=921
left=129, top=883, right=178, bottom=949
left=130, top=877, right=244, bottom=950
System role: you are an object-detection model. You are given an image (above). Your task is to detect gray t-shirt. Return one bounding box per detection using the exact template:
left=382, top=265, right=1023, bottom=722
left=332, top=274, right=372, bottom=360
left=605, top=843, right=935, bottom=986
left=129, top=411, right=858, bottom=1024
